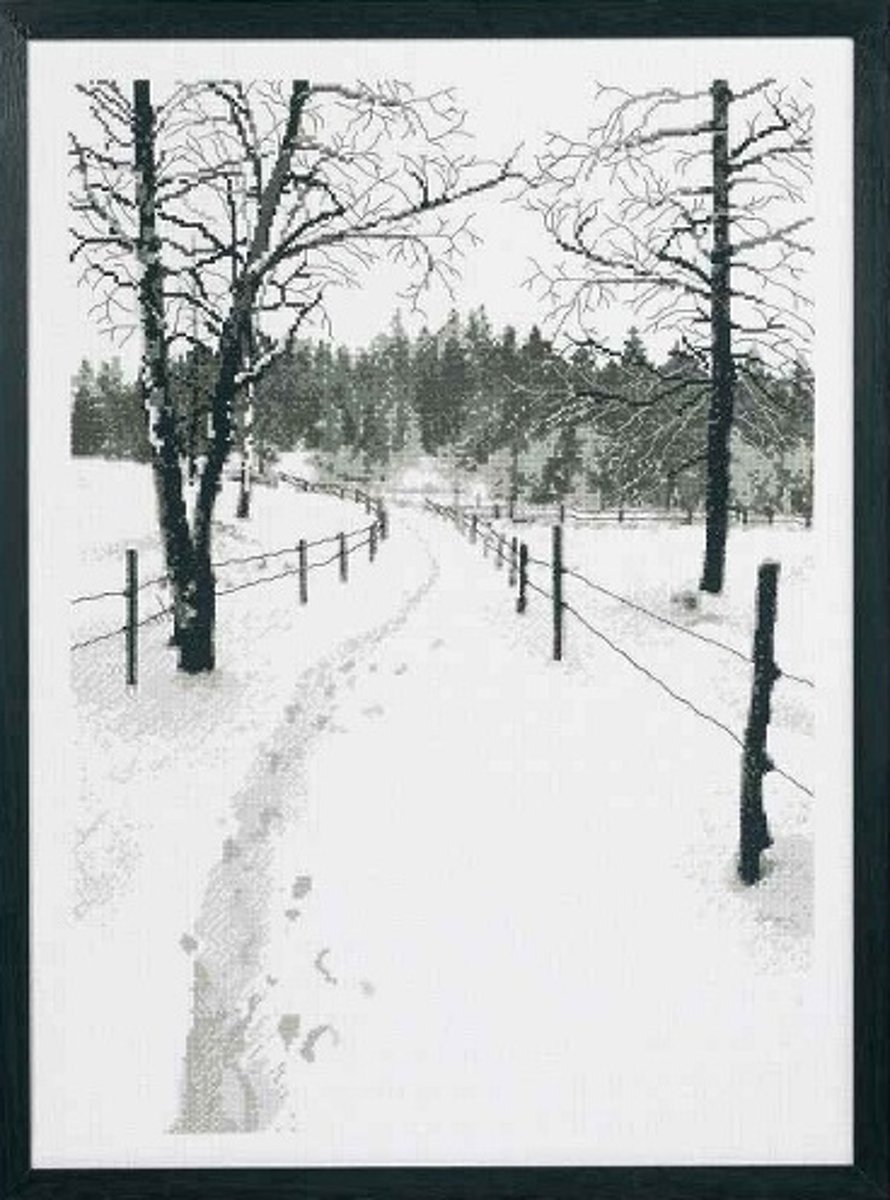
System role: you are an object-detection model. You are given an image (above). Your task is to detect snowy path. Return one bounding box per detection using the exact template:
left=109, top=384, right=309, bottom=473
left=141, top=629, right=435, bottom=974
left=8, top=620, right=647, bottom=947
left=171, top=508, right=820, bottom=1165
left=41, top=475, right=822, bottom=1167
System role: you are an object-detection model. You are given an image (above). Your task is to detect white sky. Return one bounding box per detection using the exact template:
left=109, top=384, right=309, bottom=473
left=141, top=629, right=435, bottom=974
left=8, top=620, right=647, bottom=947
left=32, top=37, right=849, bottom=374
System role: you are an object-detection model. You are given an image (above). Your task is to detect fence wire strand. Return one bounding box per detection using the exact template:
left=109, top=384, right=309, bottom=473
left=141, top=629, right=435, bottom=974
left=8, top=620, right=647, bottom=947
left=562, top=601, right=745, bottom=748
left=70, top=587, right=125, bottom=605
left=71, top=625, right=126, bottom=651
left=562, top=566, right=751, bottom=665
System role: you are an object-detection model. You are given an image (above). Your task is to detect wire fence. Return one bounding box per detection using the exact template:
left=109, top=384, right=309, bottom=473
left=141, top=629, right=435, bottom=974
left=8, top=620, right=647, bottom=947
left=428, top=498, right=814, bottom=692
left=425, top=496, right=815, bottom=883
left=457, top=498, right=812, bottom=530
left=70, top=476, right=388, bottom=682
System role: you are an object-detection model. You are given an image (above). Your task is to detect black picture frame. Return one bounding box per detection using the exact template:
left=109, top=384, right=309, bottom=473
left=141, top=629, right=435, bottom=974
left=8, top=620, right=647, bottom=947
left=1, top=3, right=886, bottom=1197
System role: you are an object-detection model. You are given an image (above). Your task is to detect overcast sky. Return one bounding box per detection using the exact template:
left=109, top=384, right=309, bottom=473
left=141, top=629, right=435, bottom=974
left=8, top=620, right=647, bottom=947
left=31, top=37, right=850, bottom=377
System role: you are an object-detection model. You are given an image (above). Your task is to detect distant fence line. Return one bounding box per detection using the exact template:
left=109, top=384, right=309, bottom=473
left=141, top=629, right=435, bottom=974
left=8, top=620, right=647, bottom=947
left=425, top=496, right=813, bottom=887
left=70, top=476, right=389, bottom=684
left=452, top=498, right=811, bottom=529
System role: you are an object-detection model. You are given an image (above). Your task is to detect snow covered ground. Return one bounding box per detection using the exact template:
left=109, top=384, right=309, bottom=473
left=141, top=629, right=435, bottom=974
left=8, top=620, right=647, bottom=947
left=32, top=459, right=844, bottom=1169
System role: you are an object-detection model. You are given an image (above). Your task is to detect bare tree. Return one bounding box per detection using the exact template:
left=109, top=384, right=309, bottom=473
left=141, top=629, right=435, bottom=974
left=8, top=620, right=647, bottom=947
left=527, top=78, right=813, bottom=591
left=70, top=77, right=516, bottom=670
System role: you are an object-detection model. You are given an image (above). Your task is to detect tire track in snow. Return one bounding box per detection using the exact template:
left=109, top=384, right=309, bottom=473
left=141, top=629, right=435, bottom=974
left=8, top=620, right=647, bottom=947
left=173, top=519, right=440, bottom=1133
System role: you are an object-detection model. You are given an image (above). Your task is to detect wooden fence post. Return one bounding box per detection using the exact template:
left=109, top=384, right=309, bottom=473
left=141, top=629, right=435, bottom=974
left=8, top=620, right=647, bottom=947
left=559, top=501, right=565, bottom=525
left=517, top=542, right=528, bottom=614
left=125, top=548, right=138, bottom=686
left=509, top=494, right=516, bottom=522
left=738, top=560, right=780, bottom=885
left=369, top=522, right=377, bottom=562
left=509, top=536, right=518, bottom=587
left=470, top=513, right=478, bottom=544
left=365, top=494, right=371, bottom=514
left=299, top=539, right=308, bottom=604
left=552, top=525, right=563, bottom=661
left=495, top=534, right=504, bottom=570
left=493, top=503, right=501, bottom=520
left=378, top=502, right=388, bottom=540
left=339, top=532, right=348, bottom=582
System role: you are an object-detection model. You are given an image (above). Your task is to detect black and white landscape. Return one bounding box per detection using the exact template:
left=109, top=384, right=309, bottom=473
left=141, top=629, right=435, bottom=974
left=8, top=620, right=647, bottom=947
left=30, top=39, right=852, bottom=1168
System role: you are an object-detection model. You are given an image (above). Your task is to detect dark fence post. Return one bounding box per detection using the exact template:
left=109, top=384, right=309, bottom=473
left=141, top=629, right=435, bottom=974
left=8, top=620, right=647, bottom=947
left=378, top=502, right=388, bottom=540
left=552, top=525, right=563, bottom=661
left=517, top=542, right=528, bottom=614
left=559, top=501, right=565, bottom=525
left=125, top=548, right=138, bottom=686
left=493, top=503, right=501, bottom=520
left=509, top=494, right=516, bottom=522
left=618, top=505, right=625, bottom=524
left=470, top=513, right=478, bottom=544
left=496, top=534, right=504, bottom=570
left=369, top=522, right=377, bottom=562
left=299, top=539, right=308, bottom=604
left=509, top=536, right=518, bottom=587
left=365, top=494, right=371, bottom=514
left=738, top=560, right=780, bottom=885
left=339, top=532, right=348, bottom=582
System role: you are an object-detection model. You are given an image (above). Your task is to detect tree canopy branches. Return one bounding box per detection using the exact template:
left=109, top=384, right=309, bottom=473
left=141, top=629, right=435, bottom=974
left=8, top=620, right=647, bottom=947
left=70, top=77, right=519, bottom=377
left=525, top=78, right=813, bottom=371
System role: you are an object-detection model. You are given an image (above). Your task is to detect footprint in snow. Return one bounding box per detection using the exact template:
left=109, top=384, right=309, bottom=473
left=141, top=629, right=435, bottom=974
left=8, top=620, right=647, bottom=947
left=339, top=659, right=356, bottom=674
left=300, top=1024, right=339, bottom=1063
left=179, top=933, right=198, bottom=955
left=431, top=638, right=445, bottom=649
left=394, top=663, right=408, bottom=675
left=278, top=1013, right=301, bottom=1050
left=362, top=704, right=384, bottom=719
left=291, top=875, right=312, bottom=900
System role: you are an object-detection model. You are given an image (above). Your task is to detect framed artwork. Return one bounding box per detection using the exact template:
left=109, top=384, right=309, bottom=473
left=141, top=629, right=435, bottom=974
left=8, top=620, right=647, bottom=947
left=1, top=2, right=886, bottom=1197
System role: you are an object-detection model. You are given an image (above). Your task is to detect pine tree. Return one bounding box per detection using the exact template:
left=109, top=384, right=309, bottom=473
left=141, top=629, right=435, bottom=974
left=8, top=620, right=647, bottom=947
left=70, top=359, right=104, bottom=456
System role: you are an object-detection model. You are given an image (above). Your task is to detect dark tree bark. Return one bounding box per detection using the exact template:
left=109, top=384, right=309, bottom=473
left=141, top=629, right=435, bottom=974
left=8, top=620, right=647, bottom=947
left=133, top=80, right=202, bottom=666
left=132, top=80, right=311, bottom=672
left=700, top=79, right=735, bottom=594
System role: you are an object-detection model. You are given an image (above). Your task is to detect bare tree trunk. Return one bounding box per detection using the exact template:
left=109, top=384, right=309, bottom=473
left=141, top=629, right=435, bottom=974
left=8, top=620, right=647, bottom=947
left=133, top=79, right=197, bottom=658
left=236, top=324, right=255, bottom=520
left=187, top=317, right=245, bottom=672
left=134, top=80, right=310, bottom=672
left=700, top=78, right=734, bottom=594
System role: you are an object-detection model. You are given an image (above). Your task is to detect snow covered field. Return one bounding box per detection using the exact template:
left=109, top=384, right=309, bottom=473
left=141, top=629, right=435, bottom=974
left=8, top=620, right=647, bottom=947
left=32, top=459, right=842, bottom=1168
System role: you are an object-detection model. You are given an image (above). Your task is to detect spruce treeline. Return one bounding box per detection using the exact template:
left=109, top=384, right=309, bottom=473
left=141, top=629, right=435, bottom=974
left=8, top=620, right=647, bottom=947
left=71, top=308, right=813, bottom=516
